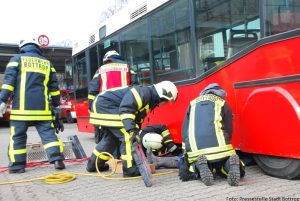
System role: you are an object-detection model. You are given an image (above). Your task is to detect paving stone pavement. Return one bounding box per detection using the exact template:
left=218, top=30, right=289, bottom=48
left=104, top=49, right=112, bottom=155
left=0, top=123, right=299, bottom=201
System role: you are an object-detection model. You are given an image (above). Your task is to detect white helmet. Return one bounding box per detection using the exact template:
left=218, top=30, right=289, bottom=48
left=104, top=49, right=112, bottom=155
left=103, top=50, right=119, bottom=64
left=142, top=133, right=163, bottom=149
left=154, top=81, right=178, bottom=102
left=19, top=38, right=40, bottom=48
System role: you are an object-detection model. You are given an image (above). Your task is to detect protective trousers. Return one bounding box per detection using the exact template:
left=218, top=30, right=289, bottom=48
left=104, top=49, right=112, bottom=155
left=8, top=121, right=65, bottom=171
left=89, top=127, right=139, bottom=175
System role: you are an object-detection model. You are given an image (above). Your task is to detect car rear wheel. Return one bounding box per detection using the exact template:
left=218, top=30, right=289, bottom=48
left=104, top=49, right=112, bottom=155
left=253, top=154, right=300, bottom=179
left=66, top=111, right=75, bottom=123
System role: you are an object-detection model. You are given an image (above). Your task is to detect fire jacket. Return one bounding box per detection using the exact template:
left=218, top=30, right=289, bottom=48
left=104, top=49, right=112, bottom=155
left=89, top=85, right=160, bottom=132
left=88, top=61, right=138, bottom=109
left=0, top=45, right=60, bottom=121
left=182, top=88, right=235, bottom=164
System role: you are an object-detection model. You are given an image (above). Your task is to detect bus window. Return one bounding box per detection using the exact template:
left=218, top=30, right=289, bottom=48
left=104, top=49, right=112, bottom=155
left=265, top=0, right=300, bottom=36
left=74, top=58, right=87, bottom=89
left=195, top=0, right=260, bottom=75
left=120, top=18, right=149, bottom=75
left=65, top=59, right=73, bottom=89
left=149, top=0, right=192, bottom=84
left=227, top=30, right=259, bottom=59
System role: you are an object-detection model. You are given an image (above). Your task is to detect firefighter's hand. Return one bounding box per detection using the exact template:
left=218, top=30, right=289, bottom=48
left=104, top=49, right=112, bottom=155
left=129, top=129, right=141, bottom=144
left=56, top=119, right=64, bottom=133
left=51, top=106, right=64, bottom=134
left=178, top=153, right=190, bottom=182
left=166, top=142, right=178, bottom=153
left=0, top=102, right=7, bottom=118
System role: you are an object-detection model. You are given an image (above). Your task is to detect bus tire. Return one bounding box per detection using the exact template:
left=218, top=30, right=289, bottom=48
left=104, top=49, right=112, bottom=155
left=253, top=154, right=300, bottom=179
left=66, top=111, right=75, bottom=123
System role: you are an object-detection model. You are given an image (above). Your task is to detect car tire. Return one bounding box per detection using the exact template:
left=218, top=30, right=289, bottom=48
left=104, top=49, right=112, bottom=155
left=253, top=154, right=300, bottom=179
left=66, top=111, right=75, bottom=123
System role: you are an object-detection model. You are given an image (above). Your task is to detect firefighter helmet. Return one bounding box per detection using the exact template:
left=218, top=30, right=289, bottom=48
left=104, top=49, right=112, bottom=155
left=154, top=81, right=178, bottom=102
left=142, top=133, right=163, bottom=150
left=103, top=50, right=120, bottom=64
left=19, top=38, right=40, bottom=48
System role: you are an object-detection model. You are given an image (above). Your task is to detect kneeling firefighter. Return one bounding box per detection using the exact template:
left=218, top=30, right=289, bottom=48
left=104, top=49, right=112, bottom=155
left=141, top=124, right=183, bottom=169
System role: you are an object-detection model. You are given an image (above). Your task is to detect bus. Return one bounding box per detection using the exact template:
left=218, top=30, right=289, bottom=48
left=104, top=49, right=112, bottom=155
left=71, top=0, right=300, bottom=180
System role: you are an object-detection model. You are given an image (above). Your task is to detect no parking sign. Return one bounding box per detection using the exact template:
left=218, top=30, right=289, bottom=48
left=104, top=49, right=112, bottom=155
left=38, top=35, right=50, bottom=47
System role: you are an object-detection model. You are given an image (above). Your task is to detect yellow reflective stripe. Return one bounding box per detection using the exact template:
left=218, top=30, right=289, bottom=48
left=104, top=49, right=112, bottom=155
left=7, top=61, right=19, bottom=67
left=44, top=72, right=50, bottom=106
left=101, top=73, right=108, bottom=91
left=1, top=84, right=14, bottom=91
left=9, top=126, right=16, bottom=162
left=122, top=128, right=133, bottom=167
left=11, top=110, right=51, bottom=114
left=8, top=126, right=27, bottom=162
left=20, top=59, right=27, bottom=110
left=93, top=149, right=111, bottom=160
left=131, top=88, right=142, bottom=109
left=164, top=139, right=173, bottom=144
left=120, top=113, right=135, bottom=120
left=182, top=142, right=186, bottom=150
left=161, top=130, right=170, bottom=138
left=90, top=119, right=124, bottom=127
left=92, top=94, right=98, bottom=113
left=221, top=167, right=228, bottom=176
left=187, top=145, right=236, bottom=162
left=130, top=70, right=137, bottom=74
left=44, top=141, right=60, bottom=149
left=90, top=112, right=121, bottom=120
left=121, top=71, right=128, bottom=86
left=189, top=105, right=198, bottom=151
left=51, top=67, right=56, bottom=72
left=205, top=150, right=236, bottom=161
left=189, top=144, right=234, bottom=157
left=214, top=103, right=226, bottom=146
left=10, top=116, right=52, bottom=121
left=88, top=94, right=95, bottom=100
left=92, top=73, right=99, bottom=79
left=50, top=90, right=60, bottom=96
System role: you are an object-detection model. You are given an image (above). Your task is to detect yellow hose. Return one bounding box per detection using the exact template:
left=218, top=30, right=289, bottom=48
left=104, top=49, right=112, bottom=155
left=0, top=152, right=178, bottom=185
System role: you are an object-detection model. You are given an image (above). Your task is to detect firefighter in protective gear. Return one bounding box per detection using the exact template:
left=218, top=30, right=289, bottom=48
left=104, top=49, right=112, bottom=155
left=140, top=124, right=182, bottom=169
left=140, top=124, right=179, bottom=154
left=0, top=38, right=65, bottom=173
left=88, top=50, right=138, bottom=146
left=86, top=81, right=178, bottom=177
left=178, top=83, right=245, bottom=186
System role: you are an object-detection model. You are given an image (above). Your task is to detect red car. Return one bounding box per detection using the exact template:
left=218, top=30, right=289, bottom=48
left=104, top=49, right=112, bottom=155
left=59, top=89, right=77, bottom=123
left=0, top=91, right=12, bottom=125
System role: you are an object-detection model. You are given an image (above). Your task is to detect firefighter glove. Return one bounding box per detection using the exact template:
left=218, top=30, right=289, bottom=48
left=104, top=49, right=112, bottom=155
left=166, top=142, right=178, bottom=153
left=178, top=153, right=190, bottom=182
left=88, top=99, right=93, bottom=111
left=51, top=106, right=64, bottom=134
left=0, top=101, right=7, bottom=118
left=94, top=126, right=104, bottom=144
left=129, top=128, right=141, bottom=144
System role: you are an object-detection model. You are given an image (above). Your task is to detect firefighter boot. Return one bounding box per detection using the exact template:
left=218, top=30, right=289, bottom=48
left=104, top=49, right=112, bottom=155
left=146, top=147, right=178, bottom=169
left=197, top=155, right=214, bottom=186
left=227, top=154, right=241, bottom=186
left=9, top=168, right=25, bottom=174
left=86, top=159, right=109, bottom=172
left=54, top=160, right=65, bottom=170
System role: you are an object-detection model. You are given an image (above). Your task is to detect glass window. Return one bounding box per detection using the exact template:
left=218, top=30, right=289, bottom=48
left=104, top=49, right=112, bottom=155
left=120, top=19, right=149, bottom=85
left=194, top=0, right=260, bottom=76
left=265, top=0, right=300, bottom=36
left=148, top=0, right=192, bottom=84
left=65, top=59, right=73, bottom=90
left=103, top=34, right=119, bottom=56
